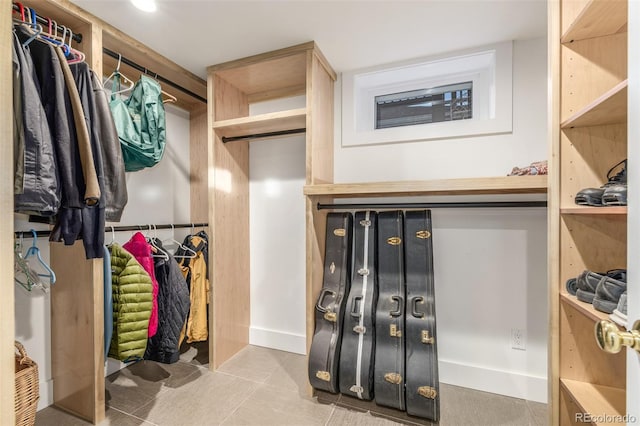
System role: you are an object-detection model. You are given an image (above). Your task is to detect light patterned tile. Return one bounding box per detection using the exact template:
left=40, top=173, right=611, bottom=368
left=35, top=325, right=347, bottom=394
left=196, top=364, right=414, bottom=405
left=264, top=351, right=310, bottom=396
left=328, top=406, right=405, bottom=425
left=221, top=384, right=334, bottom=426
left=36, top=406, right=155, bottom=426
left=132, top=371, right=255, bottom=425
left=527, top=400, right=549, bottom=426
left=217, top=345, right=291, bottom=383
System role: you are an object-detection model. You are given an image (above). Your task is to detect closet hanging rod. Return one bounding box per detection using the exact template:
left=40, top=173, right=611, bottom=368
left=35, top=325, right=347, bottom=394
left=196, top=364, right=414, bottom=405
left=11, top=3, right=83, bottom=43
left=222, top=128, right=306, bottom=143
left=103, top=47, right=207, bottom=104
left=317, top=201, right=548, bottom=210
left=14, top=223, right=209, bottom=238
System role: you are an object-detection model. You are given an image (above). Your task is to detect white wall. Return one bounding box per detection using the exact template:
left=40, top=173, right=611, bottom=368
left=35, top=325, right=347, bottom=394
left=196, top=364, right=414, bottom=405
left=249, top=97, right=307, bottom=354
left=335, top=37, right=548, bottom=403
left=14, top=105, right=192, bottom=409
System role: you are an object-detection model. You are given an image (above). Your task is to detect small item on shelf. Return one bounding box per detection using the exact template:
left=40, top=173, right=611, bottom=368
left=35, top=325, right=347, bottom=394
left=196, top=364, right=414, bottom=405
left=609, top=292, right=628, bottom=327
left=574, top=159, right=627, bottom=206
left=507, top=160, right=548, bottom=176
left=566, top=269, right=627, bottom=311
left=593, top=275, right=628, bottom=314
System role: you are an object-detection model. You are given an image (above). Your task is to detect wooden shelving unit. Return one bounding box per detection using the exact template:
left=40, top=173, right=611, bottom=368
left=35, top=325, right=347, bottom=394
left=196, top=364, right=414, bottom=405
left=550, top=0, right=628, bottom=424
left=561, top=80, right=627, bottom=129
left=207, top=42, right=336, bottom=370
left=560, top=0, right=628, bottom=43
left=304, top=176, right=547, bottom=198
left=560, top=380, right=626, bottom=425
left=560, top=206, right=627, bottom=215
left=2, top=1, right=208, bottom=424
left=212, top=108, right=307, bottom=139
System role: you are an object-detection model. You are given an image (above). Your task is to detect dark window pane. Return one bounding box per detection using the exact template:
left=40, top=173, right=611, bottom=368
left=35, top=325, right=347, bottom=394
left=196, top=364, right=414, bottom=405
left=375, top=82, right=472, bottom=129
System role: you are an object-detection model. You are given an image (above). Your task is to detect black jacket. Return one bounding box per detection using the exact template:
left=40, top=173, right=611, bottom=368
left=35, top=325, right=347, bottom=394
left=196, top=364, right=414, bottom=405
left=91, top=71, right=128, bottom=222
left=145, top=239, right=191, bottom=364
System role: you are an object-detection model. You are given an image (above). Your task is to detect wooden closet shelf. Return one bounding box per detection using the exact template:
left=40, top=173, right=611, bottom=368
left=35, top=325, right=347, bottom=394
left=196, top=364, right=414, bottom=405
left=304, top=176, right=548, bottom=198
left=213, top=108, right=307, bottom=139
left=561, top=206, right=627, bottom=216
left=561, top=0, right=628, bottom=43
left=561, top=80, right=627, bottom=129
left=560, top=379, right=626, bottom=425
left=560, top=292, right=619, bottom=324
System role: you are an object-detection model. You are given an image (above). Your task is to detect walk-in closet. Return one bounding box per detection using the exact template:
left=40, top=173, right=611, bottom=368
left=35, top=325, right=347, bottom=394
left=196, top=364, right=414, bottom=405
left=2, top=1, right=639, bottom=425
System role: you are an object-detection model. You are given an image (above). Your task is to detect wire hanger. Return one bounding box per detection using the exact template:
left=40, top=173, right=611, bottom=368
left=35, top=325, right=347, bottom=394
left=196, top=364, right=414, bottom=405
left=147, top=225, right=169, bottom=260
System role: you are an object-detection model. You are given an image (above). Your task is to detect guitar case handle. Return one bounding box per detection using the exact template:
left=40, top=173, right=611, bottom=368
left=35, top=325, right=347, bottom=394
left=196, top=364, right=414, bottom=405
left=350, top=295, right=363, bottom=318
left=411, top=296, right=425, bottom=318
left=390, top=296, right=404, bottom=317
left=316, top=289, right=336, bottom=313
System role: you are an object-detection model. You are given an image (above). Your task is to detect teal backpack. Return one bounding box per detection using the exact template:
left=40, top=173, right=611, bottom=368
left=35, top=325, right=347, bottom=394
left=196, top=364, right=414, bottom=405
left=110, top=73, right=166, bottom=172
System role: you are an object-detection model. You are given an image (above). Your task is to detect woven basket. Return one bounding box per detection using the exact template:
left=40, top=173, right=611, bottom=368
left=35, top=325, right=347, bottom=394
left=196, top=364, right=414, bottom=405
left=15, top=341, right=39, bottom=426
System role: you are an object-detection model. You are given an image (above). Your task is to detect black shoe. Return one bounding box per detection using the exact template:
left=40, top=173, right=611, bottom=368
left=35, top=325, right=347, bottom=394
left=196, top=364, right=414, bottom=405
left=575, top=159, right=627, bottom=206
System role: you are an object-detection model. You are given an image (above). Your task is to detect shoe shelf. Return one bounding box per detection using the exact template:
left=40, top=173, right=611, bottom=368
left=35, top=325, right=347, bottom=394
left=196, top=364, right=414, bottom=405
left=560, top=292, right=619, bottom=324
left=560, top=379, right=626, bottom=426
left=212, top=108, right=307, bottom=140
left=561, top=0, right=628, bottom=44
left=560, top=80, right=627, bottom=129
left=303, top=176, right=547, bottom=198
left=560, top=206, right=627, bottom=215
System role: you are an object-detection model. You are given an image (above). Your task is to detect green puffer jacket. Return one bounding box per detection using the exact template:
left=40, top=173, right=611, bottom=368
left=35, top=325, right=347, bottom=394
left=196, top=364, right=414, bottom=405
left=108, top=243, right=153, bottom=362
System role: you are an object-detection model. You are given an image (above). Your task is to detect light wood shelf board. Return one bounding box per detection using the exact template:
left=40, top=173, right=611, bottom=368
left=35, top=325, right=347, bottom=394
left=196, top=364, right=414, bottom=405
left=561, top=0, right=628, bottom=43
left=560, top=379, right=626, bottom=424
left=304, top=176, right=548, bottom=198
left=213, top=108, right=307, bottom=139
left=560, top=206, right=627, bottom=215
left=559, top=292, right=617, bottom=323
left=561, top=80, right=628, bottom=128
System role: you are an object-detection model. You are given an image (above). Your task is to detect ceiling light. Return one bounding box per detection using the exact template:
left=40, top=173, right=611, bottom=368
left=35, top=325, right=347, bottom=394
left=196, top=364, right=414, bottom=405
left=131, top=0, right=157, bottom=13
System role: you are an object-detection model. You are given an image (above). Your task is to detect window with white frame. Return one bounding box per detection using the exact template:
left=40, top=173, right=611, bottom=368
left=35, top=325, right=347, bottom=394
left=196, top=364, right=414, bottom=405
left=342, top=41, right=513, bottom=147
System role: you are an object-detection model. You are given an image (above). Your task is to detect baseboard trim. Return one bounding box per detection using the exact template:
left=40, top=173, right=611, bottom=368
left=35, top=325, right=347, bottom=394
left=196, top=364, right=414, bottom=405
left=249, top=326, right=306, bottom=355
left=37, top=378, right=53, bottom=411
left=439, top=359, right=547, bottom=403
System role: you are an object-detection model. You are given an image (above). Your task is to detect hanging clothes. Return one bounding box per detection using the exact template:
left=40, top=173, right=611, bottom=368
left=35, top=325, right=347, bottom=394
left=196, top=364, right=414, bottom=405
left=103, top=245, right=113, bottom=358
left=12, top=31, right=59, bottom=216
left=177, top=231, right=209, bottom=344
left=90, top=71, right=128, bottom=222
left=145, top=239, right=191, bottom=364
left=123, top=232, right=159, bottom=338
left=110, top=74, right=166, bottom=172
left=12, top=34, right=25, bottom=195
left=108, top=243, right=153, bottom=362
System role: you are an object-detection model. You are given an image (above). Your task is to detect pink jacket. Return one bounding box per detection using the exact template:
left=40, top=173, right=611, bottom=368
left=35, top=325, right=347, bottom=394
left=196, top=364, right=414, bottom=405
left=123, top=232, right=159, bottom=337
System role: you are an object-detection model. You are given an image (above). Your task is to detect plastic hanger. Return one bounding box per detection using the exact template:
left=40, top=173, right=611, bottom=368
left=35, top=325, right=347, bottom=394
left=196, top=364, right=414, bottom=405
left=146, top=225, right=169, bottom=260
left=23, top=229, right=56, bottom=286
left=163, top=225, right=196, bottom=259
left=162, top=90, right=177, bottom=104
left=14, top=235, right=45, bottom=292
left=104, top=54, right=135, bottom=95
left=65, top=27, right=85, bottom=64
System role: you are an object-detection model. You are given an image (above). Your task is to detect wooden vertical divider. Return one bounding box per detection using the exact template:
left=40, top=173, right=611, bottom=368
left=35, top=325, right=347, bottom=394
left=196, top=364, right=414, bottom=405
left=209, top=75, right=251, bottom=368
left=50, top=21, right=105, bottom=424
left=0, top=0, right=15, bottom=424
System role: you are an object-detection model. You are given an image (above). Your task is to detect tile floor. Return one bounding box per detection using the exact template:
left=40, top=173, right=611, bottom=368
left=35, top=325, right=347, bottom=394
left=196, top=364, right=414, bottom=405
left=36, top=344, right=548, bottom=426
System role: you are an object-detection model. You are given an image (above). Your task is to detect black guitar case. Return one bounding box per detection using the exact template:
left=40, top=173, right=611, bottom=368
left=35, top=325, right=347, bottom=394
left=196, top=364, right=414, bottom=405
left=308, top=212, right=353, bottom=393
left=374, top=211, right=406, bottom=410
left=339, top=211, right=378, bottom=401
left=404, top=210, right=440, bottom=421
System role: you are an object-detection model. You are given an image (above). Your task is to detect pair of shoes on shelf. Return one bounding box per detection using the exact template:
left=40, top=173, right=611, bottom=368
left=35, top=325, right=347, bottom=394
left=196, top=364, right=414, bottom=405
left=565, top=269, right=627, bottom=314
left=609, top=292, right=628, bottom=328
left=574, top=159, right=627, bottom=206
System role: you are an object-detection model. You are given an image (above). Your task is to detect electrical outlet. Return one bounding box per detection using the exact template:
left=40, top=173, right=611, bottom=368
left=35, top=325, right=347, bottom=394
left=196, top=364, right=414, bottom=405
left=511, top=328, right=526, bottom=350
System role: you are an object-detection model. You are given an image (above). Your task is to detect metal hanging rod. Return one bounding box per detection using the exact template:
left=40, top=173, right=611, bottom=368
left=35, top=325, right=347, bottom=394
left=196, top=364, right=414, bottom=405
left=12, top=3, right=83, bottom=43
left=103, top=47, right=207, bottom=104
left=317, top=201, right=548, bottom=210
left=15, top=223, right=208, bottom=239
left=222, top=128, right=306, bottom=143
